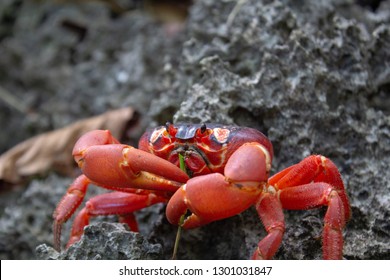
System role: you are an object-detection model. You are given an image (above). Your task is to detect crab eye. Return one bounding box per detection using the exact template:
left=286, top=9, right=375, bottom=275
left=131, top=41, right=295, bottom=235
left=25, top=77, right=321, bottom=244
left=196, top=123, right=209, bottom=138
left=164, top=122, right=177, bottom=137
left=200, top=123, right=207, bottom=134
left=165, top=121, right=171, bottom=132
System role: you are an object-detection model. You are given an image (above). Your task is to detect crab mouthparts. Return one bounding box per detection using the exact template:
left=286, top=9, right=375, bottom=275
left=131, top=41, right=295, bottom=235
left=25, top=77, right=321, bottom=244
left=172, top=146, right=210, bottom=177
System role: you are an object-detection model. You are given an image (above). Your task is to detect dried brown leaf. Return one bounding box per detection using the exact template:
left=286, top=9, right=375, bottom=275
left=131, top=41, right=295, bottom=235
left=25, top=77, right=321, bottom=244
left=0, top=107, right=135, bottom=184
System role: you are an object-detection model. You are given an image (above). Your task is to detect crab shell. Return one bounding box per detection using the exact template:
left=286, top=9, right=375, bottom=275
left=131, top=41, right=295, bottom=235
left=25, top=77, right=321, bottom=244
left=138, top=123, right=274, bottom=177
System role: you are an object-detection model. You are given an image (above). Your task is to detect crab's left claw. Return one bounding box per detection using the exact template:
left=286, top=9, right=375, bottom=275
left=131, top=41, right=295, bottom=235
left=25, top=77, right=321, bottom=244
left=166, top=143, right=271, bottom=228
left=73, top=130, right=189, bottom=192
left=53, top=130, right=189, bottom=251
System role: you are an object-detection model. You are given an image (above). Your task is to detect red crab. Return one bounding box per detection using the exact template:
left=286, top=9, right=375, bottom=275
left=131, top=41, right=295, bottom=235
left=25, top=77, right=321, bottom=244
left=53, top=123, right=351, bottom=259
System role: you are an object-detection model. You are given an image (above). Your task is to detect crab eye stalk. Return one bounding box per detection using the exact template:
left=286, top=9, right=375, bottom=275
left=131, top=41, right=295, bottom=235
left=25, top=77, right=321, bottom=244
left=165, top=121, right=171, bottom=131
left=164, top=122, right=177, bottom=137
left=200, top=123, right=207, bottom=134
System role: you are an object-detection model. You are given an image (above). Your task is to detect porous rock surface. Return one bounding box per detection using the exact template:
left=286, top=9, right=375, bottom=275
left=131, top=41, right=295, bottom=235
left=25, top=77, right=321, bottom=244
left=0, top=0, right=389, bottom=259
left=36, top=222, right=162, bottom=260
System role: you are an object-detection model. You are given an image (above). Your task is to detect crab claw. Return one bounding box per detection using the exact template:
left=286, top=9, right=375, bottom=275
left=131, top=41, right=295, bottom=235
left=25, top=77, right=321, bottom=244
left=72, top=130, right=121, bottom=162
left=53, top=130, right=189, bottom=251
left=73, top=130, right=189, bottom=192
left=167, top=173, right=261, bottom=228
left=166, top=143, right=270, bottom=228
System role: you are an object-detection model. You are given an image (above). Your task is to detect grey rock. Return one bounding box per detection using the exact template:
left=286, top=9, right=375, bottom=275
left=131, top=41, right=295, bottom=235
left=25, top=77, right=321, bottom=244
left=170, top=0, right=390, bottom=260
left=36, top=222, right=162, bottom=260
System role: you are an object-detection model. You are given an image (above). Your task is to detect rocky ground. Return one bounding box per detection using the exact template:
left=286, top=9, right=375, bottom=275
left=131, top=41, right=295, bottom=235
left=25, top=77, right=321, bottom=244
left=0, top=0, right=389, bottom=260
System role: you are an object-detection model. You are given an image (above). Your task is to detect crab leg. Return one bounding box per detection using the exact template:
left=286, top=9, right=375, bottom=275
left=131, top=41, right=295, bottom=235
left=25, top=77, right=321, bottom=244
left=66, top=191, right=167, bottom=248
left=278, top=182, right=346, bottom=259
left=53, top=175, right=90, bottom=251
left=119, top=213, right=139, bottom=232
left=269, top=155, right=350, bottom=220
left=252, top=193, right=285, bottom=260
left=53, top=182, right=165, bottom=250
left=270, top=155, right=350, bottom=260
